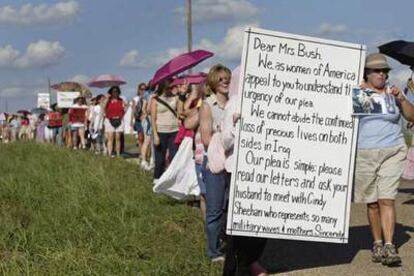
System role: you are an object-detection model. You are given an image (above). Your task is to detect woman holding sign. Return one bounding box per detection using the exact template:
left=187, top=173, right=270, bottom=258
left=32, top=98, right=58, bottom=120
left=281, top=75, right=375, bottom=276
left=199, top=64, right=231, bottom=262
left=221, top=66, right=268, bottom=276
left=355, top=53, right=414, bottom=266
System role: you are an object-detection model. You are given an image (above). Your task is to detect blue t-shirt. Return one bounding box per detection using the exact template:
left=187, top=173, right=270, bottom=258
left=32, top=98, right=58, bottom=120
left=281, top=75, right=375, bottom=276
left=357, top=90, right=405, bottom=149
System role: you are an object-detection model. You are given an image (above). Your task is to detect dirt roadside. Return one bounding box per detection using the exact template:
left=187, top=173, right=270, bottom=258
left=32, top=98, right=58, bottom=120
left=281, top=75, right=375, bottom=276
left=263, top=179, right=414, bottom=275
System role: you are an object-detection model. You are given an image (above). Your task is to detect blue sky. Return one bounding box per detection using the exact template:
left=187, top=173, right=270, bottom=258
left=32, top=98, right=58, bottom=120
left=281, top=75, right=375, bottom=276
left=1, top=0, right=413, bottom=112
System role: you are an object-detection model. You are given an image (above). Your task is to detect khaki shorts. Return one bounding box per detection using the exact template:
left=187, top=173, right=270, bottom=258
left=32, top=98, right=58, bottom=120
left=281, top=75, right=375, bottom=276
left=104, top=118, right=124, bottom=133
left=354, top=144, right=407, bottom=203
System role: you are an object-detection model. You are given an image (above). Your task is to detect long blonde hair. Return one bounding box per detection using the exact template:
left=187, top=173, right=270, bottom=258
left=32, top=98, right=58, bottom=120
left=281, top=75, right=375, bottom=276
left=205, top=64, right=231, bottom=95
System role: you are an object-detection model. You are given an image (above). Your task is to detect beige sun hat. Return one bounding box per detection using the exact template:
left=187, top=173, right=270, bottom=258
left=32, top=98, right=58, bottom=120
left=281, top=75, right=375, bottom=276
left=365, top=53, right=392, bottom=70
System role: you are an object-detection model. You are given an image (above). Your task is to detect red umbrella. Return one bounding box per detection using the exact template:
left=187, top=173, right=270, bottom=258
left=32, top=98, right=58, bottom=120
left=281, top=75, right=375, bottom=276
left=152, top=49, right=213, bottom=86
left=170, top=72, right=207, bottom=86
left=88, top=74, right=127, bottom=88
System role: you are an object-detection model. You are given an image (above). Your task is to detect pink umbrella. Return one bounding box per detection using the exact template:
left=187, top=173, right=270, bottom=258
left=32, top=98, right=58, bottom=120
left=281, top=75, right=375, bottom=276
left=152, top=49, right=213, bottom=86
left=88, top=74, right=127, bottom=88
left=170, top=72, right=207, bottom=86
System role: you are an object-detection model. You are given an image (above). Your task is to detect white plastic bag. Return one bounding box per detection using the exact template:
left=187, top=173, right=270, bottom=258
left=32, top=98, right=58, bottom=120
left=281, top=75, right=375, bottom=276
left=207, top=132, right=226, bottom=173
left=153, top=137, right=200, bottom=200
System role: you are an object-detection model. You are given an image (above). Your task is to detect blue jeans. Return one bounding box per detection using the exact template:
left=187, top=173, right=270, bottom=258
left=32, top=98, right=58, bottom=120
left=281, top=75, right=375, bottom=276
left=52, top=127, right=63, bottom=146
left=153, top=132, right=178, bottom=179
left=202, top=156, right=228, bottom=259
left=196, top=163, right=206, bottom=195
left=94, top=131, right=104, bottom=153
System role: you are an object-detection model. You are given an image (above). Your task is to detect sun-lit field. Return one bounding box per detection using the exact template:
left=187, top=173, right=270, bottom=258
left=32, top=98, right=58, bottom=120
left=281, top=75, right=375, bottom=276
left=0, top=142, right=221, bottom=275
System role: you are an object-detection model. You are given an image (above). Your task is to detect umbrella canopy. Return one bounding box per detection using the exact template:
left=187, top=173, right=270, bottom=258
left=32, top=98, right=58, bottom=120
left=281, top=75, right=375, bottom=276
left=17, top=109, right=31, bottom=116
left=51, top=81, right=92, bottom=98
left=88, top=74, right=127, bottom=88
left=170, top=72, right=207, bottom=87
left=152, top=49, right=213, bottom=86
left=379, top=40, right=414, bottom=67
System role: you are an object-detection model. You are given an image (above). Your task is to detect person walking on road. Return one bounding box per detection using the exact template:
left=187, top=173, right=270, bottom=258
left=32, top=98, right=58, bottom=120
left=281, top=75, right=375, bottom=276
left=355, top=53, right=414, bottom=266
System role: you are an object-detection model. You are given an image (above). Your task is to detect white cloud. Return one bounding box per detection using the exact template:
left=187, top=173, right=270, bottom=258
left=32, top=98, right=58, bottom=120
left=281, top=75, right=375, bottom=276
left=120, top=50, right=141, bottom=68
left=0, top=1, right=80, bottom=27
left=70, top=74, right=90, bottom=84
left=120, top=22, right=257, bottom=71
left=0, top=83, right=43, bottom=98
left=176, top=0, right=259, bottom=23
left=0, top=45, right=19, bottom=67
left=1, top=40, right=66, bottom=69
left=197, top=22, right=259, bottom=62
left=120, top=47, right=186, bottom=69
left=317, top=23, right=348, bottom=35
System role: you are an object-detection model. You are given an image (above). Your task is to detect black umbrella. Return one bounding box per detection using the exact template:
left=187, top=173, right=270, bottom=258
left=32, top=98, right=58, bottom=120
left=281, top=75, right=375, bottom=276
left=379, top=40, right=414, bottom=68
left=379, top=40, right=414, bottom=95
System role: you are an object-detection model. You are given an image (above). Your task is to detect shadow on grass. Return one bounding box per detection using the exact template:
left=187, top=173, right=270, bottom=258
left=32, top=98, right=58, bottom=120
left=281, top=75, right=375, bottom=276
left=261, top=223, right=414, bottom=273
left=122, top=151, right=139, bottom=159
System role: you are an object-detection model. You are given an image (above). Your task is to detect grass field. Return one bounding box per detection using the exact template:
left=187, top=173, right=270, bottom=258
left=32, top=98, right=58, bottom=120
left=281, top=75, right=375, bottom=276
left=0, top=143, right=221, bottom=275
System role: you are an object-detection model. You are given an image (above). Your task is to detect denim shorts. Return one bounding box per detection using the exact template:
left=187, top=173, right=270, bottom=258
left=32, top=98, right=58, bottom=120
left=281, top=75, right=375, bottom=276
left=142, top=117, right=152, bottom=136
left=134, top=120, right=143, bottom=133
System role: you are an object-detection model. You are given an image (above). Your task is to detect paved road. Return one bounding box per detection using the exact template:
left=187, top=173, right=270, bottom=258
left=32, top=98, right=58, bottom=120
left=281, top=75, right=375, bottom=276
left=263, top=179, right=414, bottom=275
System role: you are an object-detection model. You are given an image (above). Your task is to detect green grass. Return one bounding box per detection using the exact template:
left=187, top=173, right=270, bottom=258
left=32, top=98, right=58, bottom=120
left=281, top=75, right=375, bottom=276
left=0, top=143, right=221, bottom=275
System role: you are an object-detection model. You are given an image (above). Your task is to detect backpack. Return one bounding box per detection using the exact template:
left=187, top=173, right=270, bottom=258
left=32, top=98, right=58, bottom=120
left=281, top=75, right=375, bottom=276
left=133, top=96, right=144, bottom=120
left=207, top=132, right=226, bottom=174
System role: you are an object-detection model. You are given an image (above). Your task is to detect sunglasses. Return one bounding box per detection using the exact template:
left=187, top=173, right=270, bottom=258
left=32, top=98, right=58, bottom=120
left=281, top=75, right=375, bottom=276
left=219, top=77, right=230, bottom=83
left=370, top=68, right=390, bottom=74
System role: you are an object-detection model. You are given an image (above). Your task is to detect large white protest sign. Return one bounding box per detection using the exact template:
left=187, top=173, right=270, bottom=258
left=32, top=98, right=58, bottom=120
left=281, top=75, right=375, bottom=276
left=226, top=27, right=366, bottom=243
left=37, top=93, right=50, bottom=109
left=57, top=91, right=80, bottom=108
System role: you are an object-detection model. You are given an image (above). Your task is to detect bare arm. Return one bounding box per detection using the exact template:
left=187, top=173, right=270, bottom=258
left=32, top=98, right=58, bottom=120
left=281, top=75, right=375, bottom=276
left=150, top=98, right=160, bottom=145
left=183, top=108, right=199, bottom=130
left=199, top=102, right=213, bottom=147
left=130, top=100, right=136, bottom=124
left=391, top=86, right=414, bottom=122
left=84, top=108, right=89, bottom=125
left=177, top=99, right=185, bottom=120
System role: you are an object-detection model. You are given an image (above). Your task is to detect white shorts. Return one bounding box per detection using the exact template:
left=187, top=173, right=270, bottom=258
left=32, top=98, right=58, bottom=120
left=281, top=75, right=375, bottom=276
left=104, top=118, right=124, bottom=133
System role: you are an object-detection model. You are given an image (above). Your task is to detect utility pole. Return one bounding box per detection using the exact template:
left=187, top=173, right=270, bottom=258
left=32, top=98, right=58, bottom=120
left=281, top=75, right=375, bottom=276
left=187, top=0, right=192, bottom=74
left=47, top=77, right=52, bottom=108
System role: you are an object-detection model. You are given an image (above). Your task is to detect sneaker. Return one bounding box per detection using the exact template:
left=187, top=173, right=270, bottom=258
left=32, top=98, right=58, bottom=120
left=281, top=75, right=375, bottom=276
left=371, top=241, right=383, bottom=263
left=211, top=256, right=225, bottom=263
left=382, top=243, right=401, bottom=266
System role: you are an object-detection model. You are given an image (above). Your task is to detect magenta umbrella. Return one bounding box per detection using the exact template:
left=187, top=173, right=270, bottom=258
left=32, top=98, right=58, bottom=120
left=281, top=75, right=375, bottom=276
left=170, top=72, right=207, bottom=86
left=152, top=49, right=213, bottom=86
left=17, top=110, right=31, bottom=116
left=88, top=74, right=127, bottom=88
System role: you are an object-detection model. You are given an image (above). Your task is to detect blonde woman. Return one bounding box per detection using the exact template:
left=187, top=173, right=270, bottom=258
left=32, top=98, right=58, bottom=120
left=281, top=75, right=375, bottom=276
left=199, top=64, right=231, bottom=262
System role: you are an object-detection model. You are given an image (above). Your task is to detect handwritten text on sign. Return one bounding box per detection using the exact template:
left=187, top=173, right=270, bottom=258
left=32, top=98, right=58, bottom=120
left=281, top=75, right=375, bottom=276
left=226, top=28, right=366, bottom=243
